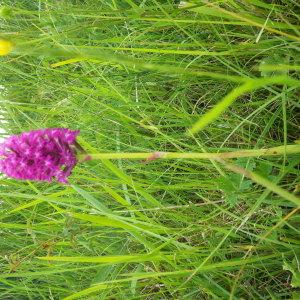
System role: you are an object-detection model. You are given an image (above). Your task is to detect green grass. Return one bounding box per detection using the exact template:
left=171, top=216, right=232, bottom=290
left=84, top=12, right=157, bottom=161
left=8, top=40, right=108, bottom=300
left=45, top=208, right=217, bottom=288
left=0, top=0, right=300, bottom=299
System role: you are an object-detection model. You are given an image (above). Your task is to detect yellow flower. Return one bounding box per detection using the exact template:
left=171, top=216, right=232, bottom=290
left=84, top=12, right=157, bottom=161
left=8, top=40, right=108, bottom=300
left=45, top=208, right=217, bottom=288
left=0, top=39, right=13, bottom=56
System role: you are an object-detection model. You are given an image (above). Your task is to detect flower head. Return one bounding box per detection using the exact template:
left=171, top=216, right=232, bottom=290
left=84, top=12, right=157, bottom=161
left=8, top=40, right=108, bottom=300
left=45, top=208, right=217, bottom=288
left=0, top=128, right=80, bottom=183
left=0, top=39, right=13, bottom=56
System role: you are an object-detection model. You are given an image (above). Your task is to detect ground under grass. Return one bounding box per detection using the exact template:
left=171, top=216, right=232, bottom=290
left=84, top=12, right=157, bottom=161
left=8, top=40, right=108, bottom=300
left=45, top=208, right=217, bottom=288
left=0, top=0, right=300, bottom=299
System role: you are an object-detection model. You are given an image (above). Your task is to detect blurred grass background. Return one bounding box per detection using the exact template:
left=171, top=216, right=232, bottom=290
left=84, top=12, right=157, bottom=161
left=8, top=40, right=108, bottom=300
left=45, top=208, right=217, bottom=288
left=0, top=0, right=300, bottom=299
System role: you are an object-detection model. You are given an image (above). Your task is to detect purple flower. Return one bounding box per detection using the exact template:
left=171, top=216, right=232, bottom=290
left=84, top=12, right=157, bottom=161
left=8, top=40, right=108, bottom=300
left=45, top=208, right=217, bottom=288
left=0, top=128, right=80, bottom=183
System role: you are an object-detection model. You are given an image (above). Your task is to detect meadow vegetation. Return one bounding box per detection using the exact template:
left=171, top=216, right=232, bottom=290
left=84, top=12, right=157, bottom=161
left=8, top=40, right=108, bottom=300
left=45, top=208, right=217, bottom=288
left=0, top=0, right=299, bottom=299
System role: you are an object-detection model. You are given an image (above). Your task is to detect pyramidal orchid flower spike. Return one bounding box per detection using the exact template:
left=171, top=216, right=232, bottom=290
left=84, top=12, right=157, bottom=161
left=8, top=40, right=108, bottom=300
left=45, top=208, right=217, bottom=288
left=0, top=128, right=299, bottom=185
left=0, top=128, right=81, bottom=183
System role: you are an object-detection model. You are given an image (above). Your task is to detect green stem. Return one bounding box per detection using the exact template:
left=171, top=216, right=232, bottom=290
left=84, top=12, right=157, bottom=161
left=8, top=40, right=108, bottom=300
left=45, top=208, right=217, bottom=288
left=78, top=144, right=300, bottom=161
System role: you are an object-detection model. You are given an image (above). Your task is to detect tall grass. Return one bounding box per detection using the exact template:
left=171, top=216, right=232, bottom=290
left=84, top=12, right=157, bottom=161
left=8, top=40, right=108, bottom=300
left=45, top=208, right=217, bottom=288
left=0, top=1, right=299, bottom=299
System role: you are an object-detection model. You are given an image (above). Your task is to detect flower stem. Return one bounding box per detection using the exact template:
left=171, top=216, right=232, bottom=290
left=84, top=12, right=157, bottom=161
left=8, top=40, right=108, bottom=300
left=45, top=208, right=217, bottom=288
left=78, top=144, right=300, bottom=161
